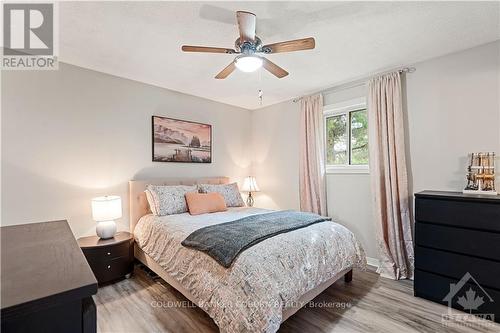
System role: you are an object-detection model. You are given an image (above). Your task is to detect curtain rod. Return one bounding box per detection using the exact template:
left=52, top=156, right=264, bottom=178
left=293, top=66, right=416, bottom=103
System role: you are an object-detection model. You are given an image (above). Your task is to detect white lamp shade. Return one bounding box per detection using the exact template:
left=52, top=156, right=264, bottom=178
left=91, top=196, right=122, bottom=222
left=242, top=177, right=260, bottom=192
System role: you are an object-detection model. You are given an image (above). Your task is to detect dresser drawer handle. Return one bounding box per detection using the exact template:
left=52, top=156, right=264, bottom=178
left=107, top=265, right=111, bottom=269
left=107, top=252, right=111, bottom=255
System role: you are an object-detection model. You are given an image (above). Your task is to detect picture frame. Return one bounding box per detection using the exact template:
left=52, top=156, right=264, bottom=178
left=152, top=115, right=212, bottom=163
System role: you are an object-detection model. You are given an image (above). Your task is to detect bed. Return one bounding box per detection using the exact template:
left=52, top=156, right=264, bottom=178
left=130, top=177, right=366, bottom=333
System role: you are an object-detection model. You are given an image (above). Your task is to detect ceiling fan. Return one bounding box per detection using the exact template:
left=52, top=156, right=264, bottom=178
left=181, top=11, right=315, bottom=79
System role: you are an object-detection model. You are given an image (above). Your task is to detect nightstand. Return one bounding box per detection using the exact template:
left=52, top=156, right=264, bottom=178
left=78, top=232, right=134, bottom=285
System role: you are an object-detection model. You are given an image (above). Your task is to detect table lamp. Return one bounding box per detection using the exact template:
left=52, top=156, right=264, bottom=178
left=91, top=195, right=121, bottom=239
left=242, top=176, right=260, bottom=207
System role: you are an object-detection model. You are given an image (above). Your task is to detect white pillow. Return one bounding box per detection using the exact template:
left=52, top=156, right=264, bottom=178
left=198, top=183, right=245, bottom=207
left=145, top=184, right=198, bottom=216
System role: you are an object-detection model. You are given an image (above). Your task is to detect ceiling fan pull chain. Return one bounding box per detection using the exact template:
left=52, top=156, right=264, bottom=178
left=258, top=67, right=263, bottom=106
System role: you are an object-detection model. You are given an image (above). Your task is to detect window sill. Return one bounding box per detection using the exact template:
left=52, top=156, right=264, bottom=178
left=326, top=165, right=369, bottom=174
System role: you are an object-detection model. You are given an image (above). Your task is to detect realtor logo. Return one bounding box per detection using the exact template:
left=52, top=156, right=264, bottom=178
left=441, top=272, right=495, bottom=328
left=2, top=2, right=58, bottom=69
left=3, top=3, right=53, bottom=55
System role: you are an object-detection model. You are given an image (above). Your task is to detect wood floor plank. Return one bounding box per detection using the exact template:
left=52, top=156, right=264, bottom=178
left=94, top=265, right=500, bottom=332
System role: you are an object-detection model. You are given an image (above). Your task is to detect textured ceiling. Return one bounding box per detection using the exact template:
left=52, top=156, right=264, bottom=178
left=59, top=1, right=500, bottom=109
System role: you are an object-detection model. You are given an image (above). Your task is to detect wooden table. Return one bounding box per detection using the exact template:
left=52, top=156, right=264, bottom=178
left=1, top=220, right=98, bottom=333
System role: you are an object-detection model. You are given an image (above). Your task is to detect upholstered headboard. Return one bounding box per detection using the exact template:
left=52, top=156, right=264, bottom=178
left=128, top=177, right=230, bottom=232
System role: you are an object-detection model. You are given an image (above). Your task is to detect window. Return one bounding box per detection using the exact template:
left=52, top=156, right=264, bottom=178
left=324, top=98, right=368, bottom=173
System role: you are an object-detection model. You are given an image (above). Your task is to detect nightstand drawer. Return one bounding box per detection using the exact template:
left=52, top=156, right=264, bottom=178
left=91, top=257, right=132, bottom=284
left=77, top=232, right=134, bottom=285
left=83, top=240, right=131, bottom=262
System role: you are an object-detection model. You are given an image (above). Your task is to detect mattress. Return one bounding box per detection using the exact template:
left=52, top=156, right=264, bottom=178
left=134, top=207, right=366, bottom=333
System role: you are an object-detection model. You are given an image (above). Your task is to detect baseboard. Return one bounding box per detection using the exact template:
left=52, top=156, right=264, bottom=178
left=366, top=256, right=380, bottom=270
left=365, top=257, right=414, bottom=280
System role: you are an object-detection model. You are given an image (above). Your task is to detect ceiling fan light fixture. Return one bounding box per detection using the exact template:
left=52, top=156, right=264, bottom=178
left=182, top=11, right=313, bottom=79
left=235, top=56, right=263, bottom=72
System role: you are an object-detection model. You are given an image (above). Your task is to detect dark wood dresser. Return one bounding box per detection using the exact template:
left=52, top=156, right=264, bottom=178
left=414, top=191, right=500, bottom=322
left=1, top=221, right=98, bottom=333
left=78, top=232, right=134, bottom=285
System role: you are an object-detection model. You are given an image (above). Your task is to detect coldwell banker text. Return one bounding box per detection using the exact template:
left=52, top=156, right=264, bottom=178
left=2, top=2, right=58, bottom=70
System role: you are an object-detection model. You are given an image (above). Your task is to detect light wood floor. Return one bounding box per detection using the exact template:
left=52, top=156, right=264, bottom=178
left=94, top=265, right=500, bottom=333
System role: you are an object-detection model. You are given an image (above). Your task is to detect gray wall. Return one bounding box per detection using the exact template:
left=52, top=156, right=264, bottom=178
left=252, top=84, right=377, bottom=259
left=1, top=63, right=252, bottom=236
left=407, top=41, right=500, bottom=193
left=323, top=85, right=377, bottom=261
left=252, top=41, right=500, bottom=261
left=2, top=42, right=498, bottom=253
left=252, top=100, right=301, bottom=210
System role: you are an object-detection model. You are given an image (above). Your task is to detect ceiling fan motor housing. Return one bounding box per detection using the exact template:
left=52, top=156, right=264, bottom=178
left=235, top=37, right=263, bottom=55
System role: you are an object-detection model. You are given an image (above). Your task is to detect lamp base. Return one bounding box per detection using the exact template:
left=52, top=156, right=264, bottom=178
left=96, top=220, right=117, bottom=239
left=246, top=192, right=254, bottom=207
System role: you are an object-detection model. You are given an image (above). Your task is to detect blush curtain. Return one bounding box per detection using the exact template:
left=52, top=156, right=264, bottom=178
left=368, top=72, right=414, bottom=280
left=299, top=94, right=327, bottom=216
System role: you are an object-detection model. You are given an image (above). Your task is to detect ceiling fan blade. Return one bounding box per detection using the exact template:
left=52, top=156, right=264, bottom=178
left=182, top=45, right=236, bottom=54
left=236, top=11, right=256, bottom=42
left=262, top=58, right=289, bottom=78
left=215, top=61, right=236, bottom=79
left=263, top=37, right=315, bottom=54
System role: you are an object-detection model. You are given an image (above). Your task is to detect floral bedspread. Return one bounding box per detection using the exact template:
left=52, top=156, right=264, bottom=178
left=134, top=207, right=366, bottom=333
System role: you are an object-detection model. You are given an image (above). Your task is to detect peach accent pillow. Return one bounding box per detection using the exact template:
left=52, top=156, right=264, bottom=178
left=185, top=192, right=228, bottom=215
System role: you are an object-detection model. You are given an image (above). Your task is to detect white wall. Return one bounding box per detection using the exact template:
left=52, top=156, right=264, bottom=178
left=252, top=84, right=378, bottom=259
left=1, top=63, right=252, bottom=237
left=323, top=85, right=377, bottom=260
left=407, top=41, right=500, bottom=193
left=252, top=100, right=301, bottom=210
left=251, top=41, right=500, bottom=261
left=2, top=42, right=498, bottom=255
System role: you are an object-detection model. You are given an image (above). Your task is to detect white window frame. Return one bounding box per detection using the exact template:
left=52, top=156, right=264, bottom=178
left=324, top=97, right=369, bottom=174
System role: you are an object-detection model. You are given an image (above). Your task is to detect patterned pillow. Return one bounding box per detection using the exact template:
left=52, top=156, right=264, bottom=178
left=198, top=183, right=245, bottom=207
left=145, top=184, right=198, bottom=216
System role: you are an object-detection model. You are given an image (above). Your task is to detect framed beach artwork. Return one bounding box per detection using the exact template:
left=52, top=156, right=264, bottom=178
left=152, top=116, right=212, bottom=163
